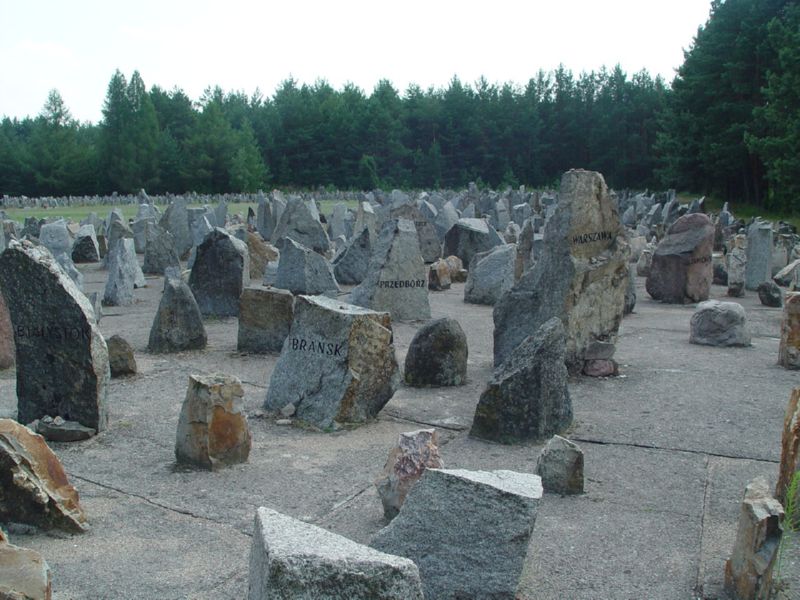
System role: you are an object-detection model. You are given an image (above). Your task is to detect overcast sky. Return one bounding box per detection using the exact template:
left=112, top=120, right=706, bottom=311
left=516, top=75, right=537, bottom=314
left=1, top=0, right=712, bottom=124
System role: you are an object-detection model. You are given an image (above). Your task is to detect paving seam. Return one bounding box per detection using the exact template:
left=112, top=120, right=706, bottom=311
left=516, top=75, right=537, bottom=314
left=694, top=455, right=712, bottom=598
left=571, top=436, right=779, bottom=463
left=68, top=472, right=253, bottom=538
left=381, top=410, right=468, bottom=431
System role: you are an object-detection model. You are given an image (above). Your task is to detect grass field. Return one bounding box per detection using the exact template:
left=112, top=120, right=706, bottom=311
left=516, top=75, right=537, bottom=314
left=0, top=200, right=355, bottom=223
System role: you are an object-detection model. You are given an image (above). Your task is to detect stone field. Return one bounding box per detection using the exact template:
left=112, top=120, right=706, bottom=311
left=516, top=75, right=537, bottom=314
left=0, top=179, right=798, bottom=599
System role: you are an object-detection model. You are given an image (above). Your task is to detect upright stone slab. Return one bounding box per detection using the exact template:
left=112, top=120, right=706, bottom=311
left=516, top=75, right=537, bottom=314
left=0, top=419, right=87, bottom=532
left=535, top=435, right=584, bottom=495
left=327, top=202, right=350, bottom=240
left=0, top=241, right=109, bottom=431
left=256, top=195, right=275, bottom=241
left=131, top=217, right=154, bottom=254
left=779, top=292, right=800, bottom=369
left=71, top=224, right=100, bottom=263
left=375, top=429, right=443, bottom=520
left=350, top=218, right=430, bottom=321
left=464, top=243, right=516, bottom=305
left=274, top=238, right=340, bottom=296
left=148, top=272, right=207, bottom=353
left=271, top=196, right=330, bottom=254
left=433, top=201, right=459, bottom=241
left=159, top=197, right=192, bottom=258
left=354, top=201, right=378, bottom=240
left=472, top=317, right=571, bottom=443
left=493, top=170, right=630, bottom=371
left=237, top=288, right=294, bottom=353
left=390, top=204, right=442, bottom=263
left=745, top=220, right=773, bottom=291
left=143, top=221, right=180, bottom=275
left=442, top=218, right=502, bottom=267
left=646, top=213, right=714, bottom=304
left=776, top=387, right=800, bottom=507
left=175, top=374, right=251, bottom=470
left=332, top=227, right=372, bottom=285
left=38, top=221, right=83, bottom=289
left=370, top=468, right=542, bottom=600
left=0, top=289, right=15, bottom=369
left=264, top=295, right=399, bottom=430
left=189, top=228, right=249, bottom=317
left=104, top=219, right=133, bottom=267
left=0, top=531, right=52, bottom=600
left=103, top=238, right=144, bottom=307
left=249, top=507, right=423, bottom=600
left=404, top=318, right=467, bottom=387
left=727, top=246, right=747, bottom=297
left=724, top=478, right=783, bottom=600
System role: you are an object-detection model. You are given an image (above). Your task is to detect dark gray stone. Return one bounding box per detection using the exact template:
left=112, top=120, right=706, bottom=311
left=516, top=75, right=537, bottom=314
left=370, top=468, right=542, bottom=600
left=148, top=272, right=208, bottom=353
left=624, top=265, right=636, bottom=316
left=646, top=213, right=714, bottom=304
left=159, top=197, right=192, bottom=259
left=535, top=435, right=584, bottom=495
left=404, top=318, right=467, bottom=387
left=275, top=238, right=339, bottom=296
left=131, top=218, right=154, bottom=254
left=249, top=507, right=423, bottom=600
left=264, top=295, right=399, bottom=430
left=271, top=196, right=330, bottom=254
left=390, top=204, right=441, bottom=263
left=464, top=244, right=516, bottom=305
left=757, top=281, right=783, bottom=308
left=0, top=240, right=109, bottom=431
left=351, top=218, right=430, bottom=321
left=35, top=415, right=96, bottom=442
left=493, top=170, right=630, bottom=371
left=143, top=222, right=180, bottom=275
left=189, top=228, right=249, bottom=317
left=38, top=221, right=83, bottom=289
left=332, top=227, right=372, bottom=285
left=443, top=218, right=502, bottom=267
left=71, top=224, right=100, bottom=263
left=107, top=334, right=137, bottom=377
left=237, top=288, right=294, bottom=354
left=472, top=317, right=571, bottom=444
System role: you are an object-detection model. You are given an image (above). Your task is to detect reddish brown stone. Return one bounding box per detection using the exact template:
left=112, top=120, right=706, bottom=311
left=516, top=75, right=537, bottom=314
left=779, top=292, right=800, bottom=369
left=0, top=288, right=14, bottom=369
left=444, top=255, right=467, bottom=282
left=428, top=260, right=451, bottom=291
left=0, top=419, right=87, bottom=533
left=0, top=532, right=52, bottom=600
left=776, top=387, right=800, bottom=507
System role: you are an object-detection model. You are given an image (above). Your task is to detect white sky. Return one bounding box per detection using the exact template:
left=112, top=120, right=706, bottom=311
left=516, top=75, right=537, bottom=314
left=1, top=0, right=712, bottom=124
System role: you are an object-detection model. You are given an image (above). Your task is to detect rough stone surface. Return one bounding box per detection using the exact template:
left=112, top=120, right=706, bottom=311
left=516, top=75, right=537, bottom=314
left=636, top=245, right=654, bottom=277
left=404, top=318, right=467, bottom=387
left=71, top=224, right=100, bottom=263
left=390, top=204, right=441, bottom=263
left=756, top=281, right=782, bottom=308
left=351, top=219, right=431, bottom=321
left=646, top=213, right=714, bottom=304
left=249, top=507, right=423, bottom=600
left=274, top=238, right=339, bottom=296
left=624, top=265, right=637, bottom=315
left=142, top=222, right=180, bottom=275
left=724, top=478, right=783, bottom=600
left=189, top=228, right=249, bottom=317
left=444, top=255, right=466, bottom=282
left=148, top=272, right=207, bottom=353
left=271, top=196, right=330, bottom=254
left=0, top=419, right=87, bottom=532
left=0, top=288, right=15, bottom=369
left=442, top=218, right=503, bottom=267
left=0, top=531, right=52, bottom=600
left=774, top=258, right=800, bottom=287
left=535, top=435, right=584, bottom=495
left=375, top=429, right=443, bottom=520
left=239, top=231, right=277, bottom=281
left=464, top=243, right=516, bottom=305
left=107, top=334, right=137, bottom=377
left=332, top=227, right=372, bottom=285
left=0, top=240, right=109, bottom=431
left=778, top=292, right=800, bottom=369
left=472, top=317, right=571, bottom=444
left=103, top=239, right=144, bottom=307
left=264, top=295, right=399, bottom=430
left=494, top=170, right=630, bottom=371
left=689, top=300, right=751, bottom=347
left=776, top=387, right=800, bottom=508
left=427, top=259, right=451, bottom=291
left=728, top=246, right=747, bottom=298
left=370, top=468, right=542, bottom=600
left=159, top=197, right=192, bottom=258
left=38, top=221, right=83, bottom=290
left=745, top=220, right=773, bottom=291
left=175, top=374, right=251, bottom=470
left=237, top=288, right=294, bottom=354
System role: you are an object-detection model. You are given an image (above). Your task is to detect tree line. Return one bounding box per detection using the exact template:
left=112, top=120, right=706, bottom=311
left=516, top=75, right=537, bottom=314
left=0, top=0, right=797, bottom=212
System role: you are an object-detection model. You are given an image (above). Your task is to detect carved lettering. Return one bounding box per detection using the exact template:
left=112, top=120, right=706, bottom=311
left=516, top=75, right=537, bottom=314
left=14, top=324, right=90, bottom=341
left=571, top=231, right=613, bottom=245
left=289, top=337, right=343, bottom=357
left=377, top=279, right=427, bottom=289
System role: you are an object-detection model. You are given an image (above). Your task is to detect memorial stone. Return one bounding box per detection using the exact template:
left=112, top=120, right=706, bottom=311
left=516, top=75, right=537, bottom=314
left=274, top=238, right=340, bottom=296
left=535, top=435, right=584, bottom=495
left=189, top=228, right=249, bottom=317
left=0, top=241, right=108, bottom=431
left=776, top=387, right=799, bottom=507
left=71, top=224, right=100, bottom=263
left=350, top=218, right=430, bottom=321
left=745, top=220, right=773, bottom=290
left=390, top=204, right=441, bottom=263
left=779, top=292, right=800, bottom=369
left=689, top=300, right=751, bottom=347
left=237, top=288, right=294, bottom=353
left=271, top=196, right=330, bottom=255
left=464, top=243, right=516, bottom=305
left=148, top=272, right=207, bottom=353
left=331, top=227, right=372, bottom=285
left=142, top=222, right=180, bottom=275
left=264, top=295, right=399, bottom=430
left=404, top=318, right=467, bottom=387
left=159, top=197, right=192, bottom=258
